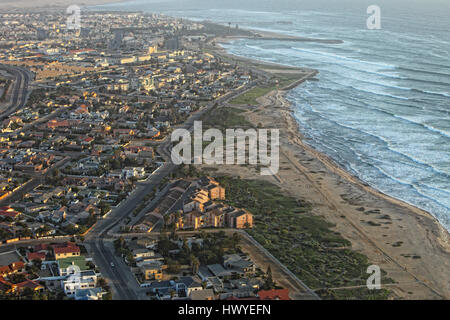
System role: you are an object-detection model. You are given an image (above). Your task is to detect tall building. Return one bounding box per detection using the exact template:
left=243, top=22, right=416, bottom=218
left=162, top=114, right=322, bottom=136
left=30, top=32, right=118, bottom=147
left=110, top=29, right=124, bottom=49
left=36, top=28, right=48, bottom=40
left=164, top=36, right=180, bottom=51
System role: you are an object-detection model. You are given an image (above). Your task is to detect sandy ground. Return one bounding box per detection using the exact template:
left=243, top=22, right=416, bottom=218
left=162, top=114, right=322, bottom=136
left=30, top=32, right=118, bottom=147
left=199, top=76, right=450, bottom=299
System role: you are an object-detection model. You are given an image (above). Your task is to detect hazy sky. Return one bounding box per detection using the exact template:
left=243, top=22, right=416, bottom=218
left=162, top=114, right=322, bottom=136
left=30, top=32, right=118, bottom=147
left=109, top=0, right=450, bottom=17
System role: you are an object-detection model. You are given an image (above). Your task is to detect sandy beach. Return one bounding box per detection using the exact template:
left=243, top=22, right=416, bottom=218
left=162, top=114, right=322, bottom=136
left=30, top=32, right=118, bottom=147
left=2, top=2, right=448, bottom=298
left=201, top=43, right=450, bottom=299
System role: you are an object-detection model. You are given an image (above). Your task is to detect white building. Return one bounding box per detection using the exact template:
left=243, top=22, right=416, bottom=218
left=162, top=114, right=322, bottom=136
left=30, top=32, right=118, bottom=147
left=62, top=270, right=98, bottom=298
left=121, top=167, right=145, bottom=179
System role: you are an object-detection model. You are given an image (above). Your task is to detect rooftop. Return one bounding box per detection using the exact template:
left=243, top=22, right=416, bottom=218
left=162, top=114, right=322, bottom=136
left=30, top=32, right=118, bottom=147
left=0, top=250, right=22, bottom=266
left=258, top=289, right=290, bottom=300
left=58, top=255, right=89, bottom=271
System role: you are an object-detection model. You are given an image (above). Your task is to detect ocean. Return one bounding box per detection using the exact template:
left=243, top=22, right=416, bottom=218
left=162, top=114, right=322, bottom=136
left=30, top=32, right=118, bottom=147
left=91, top=0, right=450, bottom=230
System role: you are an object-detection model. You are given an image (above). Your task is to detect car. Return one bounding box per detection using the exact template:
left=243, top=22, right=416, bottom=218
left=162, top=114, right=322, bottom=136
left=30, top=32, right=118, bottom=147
left=110, top=262, right=115, bottom=267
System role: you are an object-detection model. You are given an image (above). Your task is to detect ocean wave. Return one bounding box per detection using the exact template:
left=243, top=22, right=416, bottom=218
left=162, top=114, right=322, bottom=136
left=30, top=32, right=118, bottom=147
left=367, top=162, right=450, bottom=212
left=299, top=114, right=450, bottom=215
left=296, top=102, right=450, bottom=178
left=398, top=66, right=450, bottom=78
left=325, top=69, right=414, bottom=92
left=301, top=122, right=450, bottom=220
left=403, top=77, right=450, bottom=88
left=323, top=78, right=410, bottom=100
left=411, top=89, right=450, bottom=98
left=291, top=47, right=395, bottom=69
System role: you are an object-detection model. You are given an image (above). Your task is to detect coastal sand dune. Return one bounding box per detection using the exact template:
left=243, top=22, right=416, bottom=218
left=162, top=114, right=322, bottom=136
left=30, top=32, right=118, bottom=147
left=199, top=66, right=450, bottom=299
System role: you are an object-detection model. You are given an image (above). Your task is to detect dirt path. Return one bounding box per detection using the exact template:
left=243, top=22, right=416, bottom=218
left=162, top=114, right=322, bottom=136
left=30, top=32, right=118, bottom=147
left=200, top=87, right=450, bottom=299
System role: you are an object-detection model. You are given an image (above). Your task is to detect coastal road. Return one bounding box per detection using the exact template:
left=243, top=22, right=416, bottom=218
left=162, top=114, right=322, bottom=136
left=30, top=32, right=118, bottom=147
left=0, top=64, right=31, bottom=120
left=84, top=81, right=257, bottom=300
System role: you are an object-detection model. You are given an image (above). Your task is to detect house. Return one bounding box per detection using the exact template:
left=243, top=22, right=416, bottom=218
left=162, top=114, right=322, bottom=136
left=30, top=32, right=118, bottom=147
left=0, top=207, right=21, bottom=219
left=58, top=255, right=89, bottom=276
left=63, top=270, right=97, bottom=297
left=51, top=207, right=67, bottom=223
left=257, top=289, right=290, bottom=300
left=228, top=278, right=262, bottom=292
left=27, top=252, right=46, bottom=262
left=135, top=253, right=164, bottom=267
left=0, top=266, right=11, bottom=277
left=34, top=243, right=49, bottom=253
left=113, top=128, right=135, bottom=139
left=147, top=277, right=203, bottom=299
left=205, top=208, right=226, bottom=228
left=0, top=276, right=15, bottom=293
left=146, top=280, right=177, bottom=299
left=75, top=287, right=104, bottom=300
left=121, top=167, right=145, bottom=180
left=9, top=261, right=25, bottom=274
left=185, top=211, right=206, bottom=229
left=197, top=176, right=225, bottom=200
left=132, top=248, right=155, bottom=261
left=141, top=262, right=163, bottom=281
left=227, top=209, right=253, bottom=229
left=77, top=156, right=100, bottom=170
left=177, top=276, right=203, bottom=297
left=190, top=289, right=215, bottom=300
left=133, top=216, right=157, bottom=233
left=15, top=279, right=44, bottom=293
left=53, top=242, right=81, bottom=260
left=207, top=264, right=234, bottom=279
left=81, top=137, right=94, bottom=145
left=47, top=119, right=70, bottom=129
left=0, top=261, right=25, bottom=276
left=183, top=189, right=209, bottom=213
left=204, top=183, right=225, bottom=200
left=223, top=254, right=255, bottom=275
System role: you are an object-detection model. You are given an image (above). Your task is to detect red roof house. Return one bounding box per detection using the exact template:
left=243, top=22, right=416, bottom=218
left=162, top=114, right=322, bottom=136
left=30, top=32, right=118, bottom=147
left=34, top=243, right=49, bottom=253
left=9, top=261, right=25, bottom=273
left=257, top=289, right=290, bottom=300
left=53, top=242, right=80, bottom=259
left=16, top=279, right=44, bottom=292
left=0, top=207, right=21, bottom=219
left=27, top=252, right=46, bottom=261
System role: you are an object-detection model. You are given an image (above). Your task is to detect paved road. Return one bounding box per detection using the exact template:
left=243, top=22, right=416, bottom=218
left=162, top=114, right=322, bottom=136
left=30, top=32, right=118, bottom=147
left=85, top=161, right=176, bottom=300
left=0, top=64, right=31, bottom=120
left=104, top=228, right=320, bottom=300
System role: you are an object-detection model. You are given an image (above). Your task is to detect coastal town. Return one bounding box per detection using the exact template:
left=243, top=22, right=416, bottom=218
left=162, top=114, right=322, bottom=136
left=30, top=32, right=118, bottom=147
left=0, top=5, right=449, bottom=303
left=0, top=9, right=305, bottom=300
left=0, top=11, right=256, bottom=240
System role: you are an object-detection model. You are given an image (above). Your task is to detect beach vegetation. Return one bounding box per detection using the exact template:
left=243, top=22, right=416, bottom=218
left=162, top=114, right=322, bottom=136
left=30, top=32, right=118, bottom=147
left=214, top=176, right=393, bottom=299
left=201, top=106, right=252, bottom=128
left=230, top=86, right=275, bottom=105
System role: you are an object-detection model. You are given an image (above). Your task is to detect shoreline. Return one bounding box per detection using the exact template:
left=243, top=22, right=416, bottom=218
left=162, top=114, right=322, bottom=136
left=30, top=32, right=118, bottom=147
left=277, top=87, right=449, bottom=243
left=207, top=39, right=450, bottom=299
left=214, top=38, right=449, bottom=240
left=2, top=3, right=448, bottom=298
left=277, top=89, right=450, bottom=248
